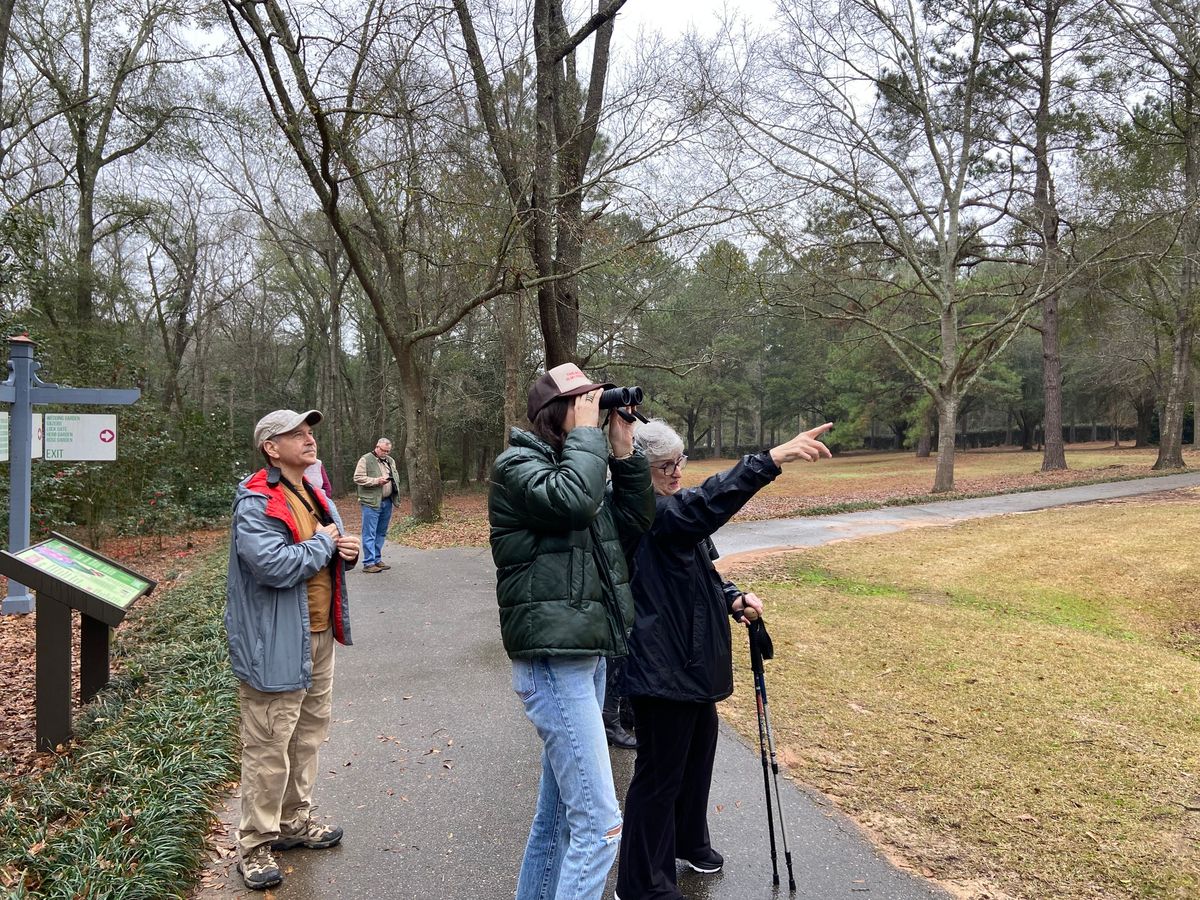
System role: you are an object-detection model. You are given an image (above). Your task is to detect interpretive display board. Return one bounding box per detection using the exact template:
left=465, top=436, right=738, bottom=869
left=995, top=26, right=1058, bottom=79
left=11, top=536, right=150, bottom=622
left=0, top=532, right=155, bottom=750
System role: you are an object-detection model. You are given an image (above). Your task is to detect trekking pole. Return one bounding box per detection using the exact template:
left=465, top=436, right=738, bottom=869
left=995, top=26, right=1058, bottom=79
left=750, top=618, right=797, bottom=892
left=748, top=619, right=780, bottom=888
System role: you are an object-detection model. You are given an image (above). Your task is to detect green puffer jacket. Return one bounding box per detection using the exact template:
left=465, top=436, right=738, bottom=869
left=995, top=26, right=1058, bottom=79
left=489, top=426, right=655, bottom=659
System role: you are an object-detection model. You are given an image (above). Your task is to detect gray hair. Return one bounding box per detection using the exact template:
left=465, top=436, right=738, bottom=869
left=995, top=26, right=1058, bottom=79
left=633, top=419, right=684, bottom=462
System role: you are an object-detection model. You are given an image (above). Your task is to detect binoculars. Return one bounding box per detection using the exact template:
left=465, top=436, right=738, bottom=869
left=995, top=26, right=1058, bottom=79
left=599, top=386, right=648, bottom=423
left=598, top=386, right=644, bottom=409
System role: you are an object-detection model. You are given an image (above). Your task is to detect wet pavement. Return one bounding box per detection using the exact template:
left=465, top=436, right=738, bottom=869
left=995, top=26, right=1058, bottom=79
left=199, top=472, right=1200, bottom=899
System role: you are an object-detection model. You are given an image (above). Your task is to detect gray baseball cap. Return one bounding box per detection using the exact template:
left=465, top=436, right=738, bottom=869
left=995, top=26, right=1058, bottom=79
left=253, top=409, right=322, bottom=449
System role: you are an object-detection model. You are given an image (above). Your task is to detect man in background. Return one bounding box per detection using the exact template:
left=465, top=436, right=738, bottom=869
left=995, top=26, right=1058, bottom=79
left=354, top=437, right=400, bottom=573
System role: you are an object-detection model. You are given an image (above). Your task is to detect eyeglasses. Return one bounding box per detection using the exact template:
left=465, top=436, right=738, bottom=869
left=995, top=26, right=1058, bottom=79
left=652, top=455, right=687, bottom=475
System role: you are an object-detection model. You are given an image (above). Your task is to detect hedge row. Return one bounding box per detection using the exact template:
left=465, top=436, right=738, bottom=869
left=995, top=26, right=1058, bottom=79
left=0, top=555, right=237, bottom=899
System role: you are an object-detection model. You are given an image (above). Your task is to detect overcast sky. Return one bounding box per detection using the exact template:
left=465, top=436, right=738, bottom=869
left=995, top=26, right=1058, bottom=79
left=612, top=0, right=777, bottom=40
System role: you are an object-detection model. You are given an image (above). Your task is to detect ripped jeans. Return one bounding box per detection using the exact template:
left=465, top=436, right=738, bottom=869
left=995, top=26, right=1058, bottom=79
left=513, top=656, right=622, bottom=900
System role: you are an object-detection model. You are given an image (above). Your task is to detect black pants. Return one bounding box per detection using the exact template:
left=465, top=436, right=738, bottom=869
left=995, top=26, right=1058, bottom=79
left=616, top=697, right=719, bottom=900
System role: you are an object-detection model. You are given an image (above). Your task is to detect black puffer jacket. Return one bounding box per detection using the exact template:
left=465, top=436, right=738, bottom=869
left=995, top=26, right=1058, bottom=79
left=489, top=426, right=655, bottom=659
left=622, top=451, right=781, bottom=702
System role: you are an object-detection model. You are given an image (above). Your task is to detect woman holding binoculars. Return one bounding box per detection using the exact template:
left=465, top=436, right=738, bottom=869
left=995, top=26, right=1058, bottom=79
left=488, top=362, right=654, bottom=900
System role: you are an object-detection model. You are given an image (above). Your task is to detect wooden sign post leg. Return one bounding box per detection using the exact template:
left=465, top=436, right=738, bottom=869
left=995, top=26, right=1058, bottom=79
left=35, top=598, right=72, bottom=751
left=80, top=614, right=110, bottom=703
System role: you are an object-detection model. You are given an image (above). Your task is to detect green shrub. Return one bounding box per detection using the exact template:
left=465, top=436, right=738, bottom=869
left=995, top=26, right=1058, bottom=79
left=0, top=555, right=237, bottom=899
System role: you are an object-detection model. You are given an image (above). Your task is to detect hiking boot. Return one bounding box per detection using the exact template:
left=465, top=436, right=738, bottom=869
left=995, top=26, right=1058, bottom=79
left=237, top=844, right=283, bottom=890
left=605, top=721, right=637, bottom=750
left=362, top=564, right=384, bottom=573
left=377, top=563, right=392, bottom=570
left=678, top=846, right=724, bottom=874
left=619, top=702, right=636, bottom=732
left=272, top=816, right=344, bottom=850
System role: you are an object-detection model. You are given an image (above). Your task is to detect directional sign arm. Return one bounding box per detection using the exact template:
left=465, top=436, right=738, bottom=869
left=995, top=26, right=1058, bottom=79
left=29, top=387, right=140, bottom=406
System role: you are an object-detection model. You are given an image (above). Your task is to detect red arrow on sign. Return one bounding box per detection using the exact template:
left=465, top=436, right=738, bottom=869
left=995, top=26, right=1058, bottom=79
left=99, top=429, right=115, bottom=443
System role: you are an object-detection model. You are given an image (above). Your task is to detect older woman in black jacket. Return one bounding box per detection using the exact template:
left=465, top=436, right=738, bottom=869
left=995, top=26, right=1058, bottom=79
left=615, top=418, right=832, bottom=900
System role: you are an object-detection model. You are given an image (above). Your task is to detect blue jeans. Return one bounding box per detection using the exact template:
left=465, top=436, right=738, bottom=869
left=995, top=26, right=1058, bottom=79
left=360, top=496, right=393, bottom=567
left=513, top=656, right=621, bottom=900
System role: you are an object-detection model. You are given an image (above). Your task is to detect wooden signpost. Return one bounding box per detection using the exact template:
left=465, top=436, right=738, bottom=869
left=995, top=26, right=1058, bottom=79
left=0, top=335, right=140, bottom=614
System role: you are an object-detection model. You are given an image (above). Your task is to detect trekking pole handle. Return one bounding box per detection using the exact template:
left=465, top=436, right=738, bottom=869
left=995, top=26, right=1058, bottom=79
left=748, top=619, right=766, bottom=674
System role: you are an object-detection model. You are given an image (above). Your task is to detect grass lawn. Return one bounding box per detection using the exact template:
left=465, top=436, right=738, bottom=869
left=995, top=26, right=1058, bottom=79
left=719, top=493, right=1200, bottom=900
left=694, top=442, right=1180, bottom=519
left=383, top=442, right=1188, bottom=548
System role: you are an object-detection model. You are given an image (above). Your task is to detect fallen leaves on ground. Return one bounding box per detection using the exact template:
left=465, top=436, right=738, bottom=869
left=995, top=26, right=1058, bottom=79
left=0, top=530, right=225, bottom=781
left=339, top=444, right=1185, bottom=548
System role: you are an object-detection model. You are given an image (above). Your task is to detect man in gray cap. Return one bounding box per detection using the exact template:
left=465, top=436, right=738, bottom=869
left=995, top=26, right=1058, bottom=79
left=225, top=409, right=361, bottom=890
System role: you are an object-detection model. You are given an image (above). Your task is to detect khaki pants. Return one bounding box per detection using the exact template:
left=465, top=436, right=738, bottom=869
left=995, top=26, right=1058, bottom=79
left=237, top=628, right=335, bottom=854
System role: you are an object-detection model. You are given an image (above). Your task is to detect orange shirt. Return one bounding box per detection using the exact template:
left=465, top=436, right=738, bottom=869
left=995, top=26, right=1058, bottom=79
left=282, top=480, right=333, bottom=633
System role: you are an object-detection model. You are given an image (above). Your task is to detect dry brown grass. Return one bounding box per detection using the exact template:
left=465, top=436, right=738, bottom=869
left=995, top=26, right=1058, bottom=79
left=719, top=495, right=1200, bottom=900
left=374, top=443, right=1188, bottom=548
left=695, top=443, right=1180, bottom=520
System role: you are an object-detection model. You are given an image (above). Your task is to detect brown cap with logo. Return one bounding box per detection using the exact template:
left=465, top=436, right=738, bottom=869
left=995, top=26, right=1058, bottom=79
left=526, top=363, right=614, bottom=422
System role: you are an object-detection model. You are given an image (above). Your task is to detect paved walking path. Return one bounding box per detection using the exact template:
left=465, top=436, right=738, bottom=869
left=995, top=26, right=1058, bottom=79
left=202, top=472, right=1200, bottom=899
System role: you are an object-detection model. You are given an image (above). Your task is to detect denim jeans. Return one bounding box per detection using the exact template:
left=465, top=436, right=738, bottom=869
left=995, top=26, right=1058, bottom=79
left=513, top=656, right=622, bottom=900
left=360, top=496, right=393, bottom=567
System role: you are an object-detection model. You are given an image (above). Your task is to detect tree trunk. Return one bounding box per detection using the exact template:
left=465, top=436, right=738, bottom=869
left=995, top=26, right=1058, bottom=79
left=1154, top=326, right=1192, bottom=468
left=0, top=0, right=14, bottom=95
left=1034, top=1, right=1067, bottom=472
left=1157, top=64, right=1200, bottom=468
left=500, top=293, right=525, bottom=436
left=1134, top=398, right=1154, bottom=448
left=1193, top=376, right=1200, bottom=447
left=932, top=395, right=958, bottom=492
left=453, top=0, right=624, bottom=367
left=1040, top=293, right=1067, bottom=469
left=915, top=405, right=934, bottom=458
left=459, top=432, right=470, bottom=487
left=397, top=342, right=442, bottom=522
left=327, top=275, right=344, bottom=496
left=713, top=405, right=724, bottom=458
left=75, top=163, right=97, bottom=324
left=1018, top=415, right=1034, bottom=451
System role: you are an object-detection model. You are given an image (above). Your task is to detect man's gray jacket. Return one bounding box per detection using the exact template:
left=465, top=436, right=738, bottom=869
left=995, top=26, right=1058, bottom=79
left=225, top=467, right=354, bottom=692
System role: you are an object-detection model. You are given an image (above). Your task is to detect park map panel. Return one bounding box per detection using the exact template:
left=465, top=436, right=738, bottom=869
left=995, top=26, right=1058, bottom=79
left=15, top=538, right=149, bottom=609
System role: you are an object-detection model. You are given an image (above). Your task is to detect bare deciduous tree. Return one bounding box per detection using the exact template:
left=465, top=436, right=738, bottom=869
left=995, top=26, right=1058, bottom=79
left=718, top=0, right=1134, bottom=491
left=13, top=0, right=201, bottom=324
left=223, top=0, right=524, bottom=520
left=453, top=0, right=626, bottom=367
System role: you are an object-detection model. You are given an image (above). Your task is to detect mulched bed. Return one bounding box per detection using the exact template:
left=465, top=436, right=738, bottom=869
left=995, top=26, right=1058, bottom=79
left=0, top=530, right=226, bottom=781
